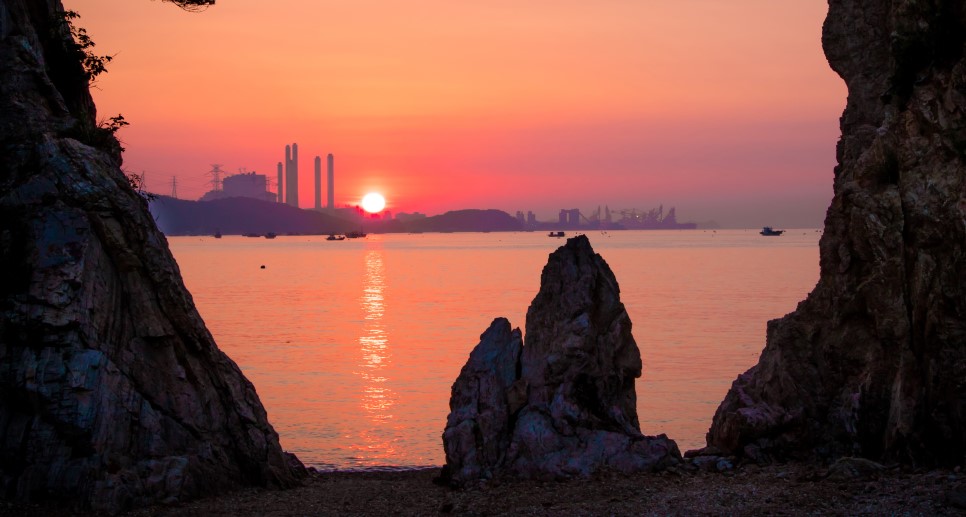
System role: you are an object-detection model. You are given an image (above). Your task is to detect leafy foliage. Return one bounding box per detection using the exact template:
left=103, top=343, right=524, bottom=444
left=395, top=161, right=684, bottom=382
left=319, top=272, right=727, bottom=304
left=125, top=171, right=158, bottom=201
left=57, top=10, right=114, bottom=84
left=163, top=0, right=216, bottom=12
left=68, top=111, right=130, bottom=158
left=101, top=114, right=129, bottom=135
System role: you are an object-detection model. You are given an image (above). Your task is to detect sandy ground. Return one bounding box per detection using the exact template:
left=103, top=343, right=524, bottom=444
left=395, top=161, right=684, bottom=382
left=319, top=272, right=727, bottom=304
left=10, top=462, right=965, bottom=516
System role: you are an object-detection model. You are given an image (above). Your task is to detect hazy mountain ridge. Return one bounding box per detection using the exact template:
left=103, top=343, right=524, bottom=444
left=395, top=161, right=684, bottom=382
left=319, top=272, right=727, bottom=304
left=149, top=196, right=523, bottom=235
left=150, top=196, right=352, bottom=235
left=405, top=209, right=521, bottom=233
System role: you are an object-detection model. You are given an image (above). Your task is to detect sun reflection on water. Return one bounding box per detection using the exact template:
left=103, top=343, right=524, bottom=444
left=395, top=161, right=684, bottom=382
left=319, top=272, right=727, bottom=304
left=172, top=231, right=822, bottom=468
left=358, top=250, right=394, bottom=422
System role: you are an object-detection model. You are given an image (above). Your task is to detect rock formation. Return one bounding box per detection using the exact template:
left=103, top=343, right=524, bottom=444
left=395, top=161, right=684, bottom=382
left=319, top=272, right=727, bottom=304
left=707, top=0, right=966, bottom=465
left=442, top=236, right=680, bottom=486
left=442, top=319, right=524, bottom=482
left=0, top=0, right=302, bottom=512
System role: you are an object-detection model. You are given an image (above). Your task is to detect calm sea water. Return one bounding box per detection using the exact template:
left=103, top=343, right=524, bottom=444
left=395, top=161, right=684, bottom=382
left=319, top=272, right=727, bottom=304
left=168, top=230, right=820, bottom=470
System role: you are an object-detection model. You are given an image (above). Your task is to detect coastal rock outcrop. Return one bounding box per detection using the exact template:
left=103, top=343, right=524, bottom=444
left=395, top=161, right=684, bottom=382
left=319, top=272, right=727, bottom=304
left=707, top=0, right=966, bottom=465
left=0, top=0, right=302, bottom=512
left=442, top=319, right=523, bottom=482
left=441, top=236, right=680, bottom=486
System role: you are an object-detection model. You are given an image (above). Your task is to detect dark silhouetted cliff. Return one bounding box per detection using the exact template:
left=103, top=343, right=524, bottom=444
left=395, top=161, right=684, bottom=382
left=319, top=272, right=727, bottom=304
left=708, top=0, right=966, bottom=466
left=0, top=0, right=302, bottom=512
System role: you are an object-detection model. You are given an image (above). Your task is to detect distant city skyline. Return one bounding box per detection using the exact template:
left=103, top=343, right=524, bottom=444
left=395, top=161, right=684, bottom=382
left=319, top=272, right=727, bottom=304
left=67, top=0, right=844, bottom=228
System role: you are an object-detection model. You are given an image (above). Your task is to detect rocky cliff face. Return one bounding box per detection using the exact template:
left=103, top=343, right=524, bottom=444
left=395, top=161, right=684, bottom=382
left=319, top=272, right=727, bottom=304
left=708, top=0, right=966, bottom=465
left=442, top=236, right=680, bottom=486
left=0, top=0, right=302, bottom=511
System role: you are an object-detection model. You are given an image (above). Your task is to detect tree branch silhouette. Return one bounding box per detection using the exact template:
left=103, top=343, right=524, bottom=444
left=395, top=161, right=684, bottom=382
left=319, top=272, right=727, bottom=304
left=162, top=0, right=216, bottom=12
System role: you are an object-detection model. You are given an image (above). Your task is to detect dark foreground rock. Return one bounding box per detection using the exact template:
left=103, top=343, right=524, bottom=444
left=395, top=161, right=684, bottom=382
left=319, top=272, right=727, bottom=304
left=708, top=0, right=966, bottom=465
left=0, top=0, right=302, bottom=512
left=442, top=236, right=680, bottom=486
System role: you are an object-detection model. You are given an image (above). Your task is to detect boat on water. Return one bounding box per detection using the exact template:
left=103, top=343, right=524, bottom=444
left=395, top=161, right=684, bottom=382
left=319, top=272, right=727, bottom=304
left=213, top=230, right=222, bottom=239
left=326, top=234, right=346, bottom=241
left=548, top=231, right=565, bottom=237
left=264, top=232, right=277, bottom=239
left=345, top=231, right=367, bottom=239
left=760, top=226, right=785, bottom=236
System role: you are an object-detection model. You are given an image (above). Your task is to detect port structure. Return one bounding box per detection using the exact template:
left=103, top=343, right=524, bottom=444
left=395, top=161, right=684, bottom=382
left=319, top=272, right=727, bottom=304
left=546, top=204, right=694, bottom=230
left=557, top=206, right=612, bottom=229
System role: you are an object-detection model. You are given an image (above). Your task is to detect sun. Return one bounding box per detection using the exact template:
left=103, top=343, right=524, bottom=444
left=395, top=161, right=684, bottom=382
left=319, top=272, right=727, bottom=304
left=361, top=192, right=386, bottom=213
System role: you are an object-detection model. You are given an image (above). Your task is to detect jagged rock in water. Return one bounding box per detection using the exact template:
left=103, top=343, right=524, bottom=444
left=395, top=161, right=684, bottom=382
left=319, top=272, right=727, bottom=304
left=442, top=236, right=680, bottom=486
left=0, top=0, right=303, bottom=512
left=442, top=318, right=523, bottom=483
left=707, top=0, right=966, bottom=465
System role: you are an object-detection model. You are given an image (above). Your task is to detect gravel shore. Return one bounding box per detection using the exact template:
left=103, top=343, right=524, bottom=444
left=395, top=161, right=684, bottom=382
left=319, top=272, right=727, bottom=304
left=10, top=463, right=963, bottom=516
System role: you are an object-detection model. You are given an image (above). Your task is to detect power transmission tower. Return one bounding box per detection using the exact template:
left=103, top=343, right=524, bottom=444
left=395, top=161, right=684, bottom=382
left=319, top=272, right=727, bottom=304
left=171, top=176, right=178, bottom=199
left=209, top=164, right=224, bottom=191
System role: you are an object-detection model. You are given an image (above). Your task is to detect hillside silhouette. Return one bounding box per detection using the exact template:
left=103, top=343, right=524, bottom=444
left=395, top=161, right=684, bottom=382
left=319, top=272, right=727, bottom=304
left=149, top=196, right=523, bottom=235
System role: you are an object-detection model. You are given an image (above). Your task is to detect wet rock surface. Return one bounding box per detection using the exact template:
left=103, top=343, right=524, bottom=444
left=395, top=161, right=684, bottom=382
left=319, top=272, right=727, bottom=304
left=0, top=0, right=302, bottom=512
left=708, top=0, right=966, bottom=465
left=442, top=236, right=680, bottom=486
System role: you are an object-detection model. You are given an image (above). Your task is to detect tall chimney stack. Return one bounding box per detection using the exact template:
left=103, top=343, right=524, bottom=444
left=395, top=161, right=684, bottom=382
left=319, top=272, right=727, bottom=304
left=327, top=153, right=334, bottom=210
left=276, top=161, right=283, bottom=203
left=284, top=144, right=291, bottom=205
left=286, top=143, right=299, bottom=207
left=314, top=156, right=322, bottom=210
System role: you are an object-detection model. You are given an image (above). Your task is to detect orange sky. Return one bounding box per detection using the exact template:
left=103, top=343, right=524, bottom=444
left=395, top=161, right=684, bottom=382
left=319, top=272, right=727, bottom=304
left=67, top=0, right=844, bottom=227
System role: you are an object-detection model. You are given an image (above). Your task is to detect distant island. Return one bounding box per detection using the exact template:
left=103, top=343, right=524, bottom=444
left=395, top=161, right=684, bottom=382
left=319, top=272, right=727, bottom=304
left=148, top=196, right=697, bottom=236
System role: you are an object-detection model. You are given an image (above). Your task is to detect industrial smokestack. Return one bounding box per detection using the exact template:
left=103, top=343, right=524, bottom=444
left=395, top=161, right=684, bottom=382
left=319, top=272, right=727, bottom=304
left=327, top=153, right=334, bottom=210
left=284, top=145, right=291, bottom=205
left=314, top=155, right=322, bottom=210
left=276, top=161, right=283, bottom=203
left=286, top=143, right=299, bottom=207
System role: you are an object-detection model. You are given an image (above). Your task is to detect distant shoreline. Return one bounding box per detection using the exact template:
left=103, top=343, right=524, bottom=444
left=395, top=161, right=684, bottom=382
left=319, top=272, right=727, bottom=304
left=148, top=196, right=705, bottom=237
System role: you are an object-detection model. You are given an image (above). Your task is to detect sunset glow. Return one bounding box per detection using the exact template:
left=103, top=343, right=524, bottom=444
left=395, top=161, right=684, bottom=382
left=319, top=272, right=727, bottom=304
left=65, top=0, right=845, bottom=227
left=361, top=193, right=386, bottom=214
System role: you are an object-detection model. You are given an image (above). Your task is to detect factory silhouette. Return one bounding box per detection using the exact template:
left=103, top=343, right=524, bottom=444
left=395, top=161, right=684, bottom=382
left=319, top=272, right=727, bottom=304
left=278, top=143, right=335, bottom=211
left=170, top=141, right=696, bottom=236
left=198, top=143, right=422, bottom=223
left=200, top=144, right=335, bottom=210
left=205, top=143, right=336, bottom=211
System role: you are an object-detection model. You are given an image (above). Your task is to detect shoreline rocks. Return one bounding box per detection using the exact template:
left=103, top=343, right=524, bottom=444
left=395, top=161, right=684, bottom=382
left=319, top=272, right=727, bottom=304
left=441, top=236, right=680, bottom=486
left=706, top=0, right=966, bottom=465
